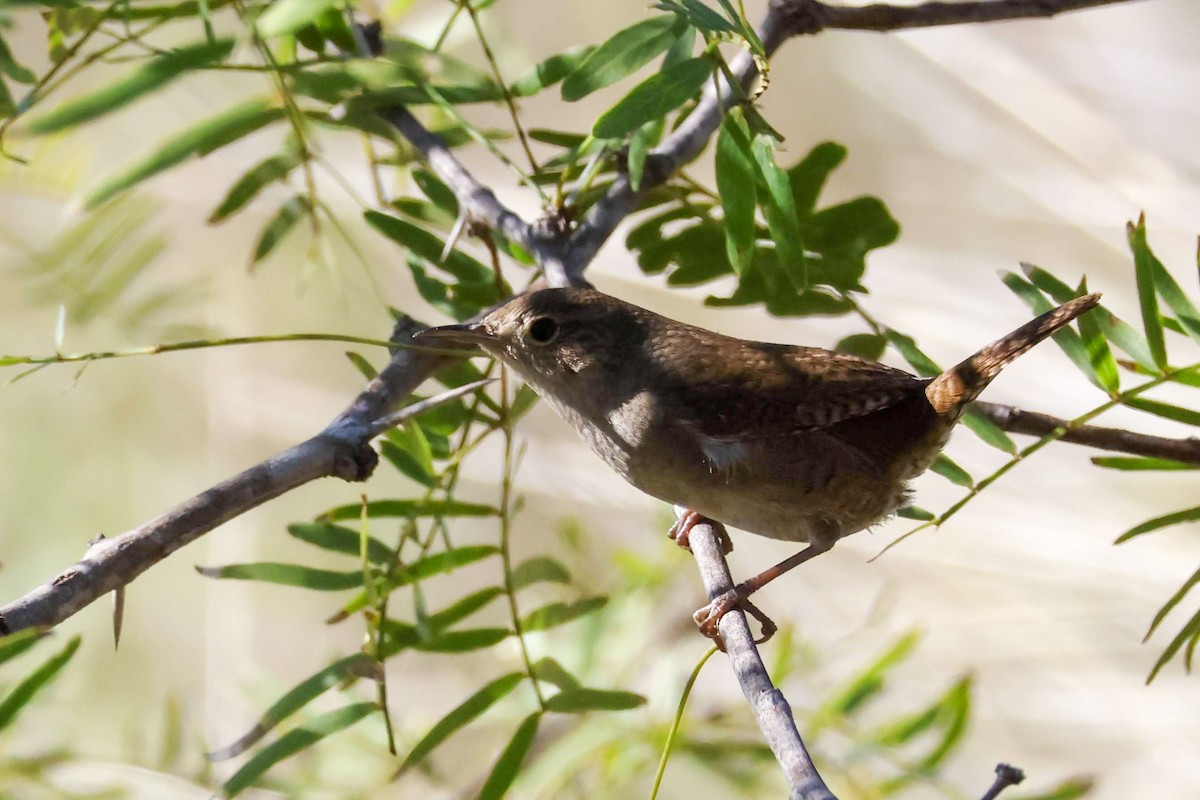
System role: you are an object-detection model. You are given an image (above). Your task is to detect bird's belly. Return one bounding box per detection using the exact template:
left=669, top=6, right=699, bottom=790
left=625, top=431, right=909, bottom=544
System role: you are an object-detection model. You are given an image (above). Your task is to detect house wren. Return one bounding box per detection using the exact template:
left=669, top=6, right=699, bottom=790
left=418, top=288, right=1100, bottom=639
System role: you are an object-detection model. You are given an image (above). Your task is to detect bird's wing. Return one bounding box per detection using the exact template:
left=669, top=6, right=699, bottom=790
left=661, top=336, right=929, bottom=442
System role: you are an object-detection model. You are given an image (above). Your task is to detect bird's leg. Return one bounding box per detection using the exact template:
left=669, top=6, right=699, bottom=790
left=693, top=537, right=835, bottom=643
left=668, top=507, right=733, bottom=554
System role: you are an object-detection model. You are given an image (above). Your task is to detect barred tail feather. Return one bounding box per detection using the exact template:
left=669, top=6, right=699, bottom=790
left=925, top=293, right=1101, bottom=415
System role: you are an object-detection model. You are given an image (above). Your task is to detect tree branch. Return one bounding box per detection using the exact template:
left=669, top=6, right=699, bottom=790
left=785, top=0, right=1143, bottom=34
left=0, top=320, right=453, bottom=633
left=974, top=401, right=1200, bottom=465
left=681, top=511, right=836, bottom=800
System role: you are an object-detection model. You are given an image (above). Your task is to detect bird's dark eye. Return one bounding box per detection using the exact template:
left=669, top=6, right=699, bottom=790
left=527, top=316, right=558, bottom=344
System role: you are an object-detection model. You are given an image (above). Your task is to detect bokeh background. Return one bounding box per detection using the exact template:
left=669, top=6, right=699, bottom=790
left=0, top=0, right=1197, bottom=797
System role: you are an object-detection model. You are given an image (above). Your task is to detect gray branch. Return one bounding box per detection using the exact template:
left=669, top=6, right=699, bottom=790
left=0, top=321, right=452, bottom=633
left=683, top=511, right=836, bottom=800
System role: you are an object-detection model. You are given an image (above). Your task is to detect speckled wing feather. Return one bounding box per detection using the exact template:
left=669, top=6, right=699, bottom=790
left=653, top=327, right=928, bottom=442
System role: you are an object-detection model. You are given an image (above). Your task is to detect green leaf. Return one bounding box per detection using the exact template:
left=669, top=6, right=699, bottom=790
left=313, top=6, right=355, bottom=50
left=511, top=47, right=594, bottom=97
left=521, top=597, right=607, bottom=632
left=1128, top=216, right=1167, bottom=369
left=287, top=522, right=393, bottom=564
left=510, top=556, right=572, bottom=590
left=1017, top=779, right=1095, bottom=800
left=897, top=506, right=934, bottom=521
left=29, top=39, right=234, bottom=134
left=209, top=151, right=302, bottom=224
left=835, top=333, right=886, bottom=361
left=627, top=118, right=661, bottom=191
left=1020, top=262, right=1077, bottom=301
left=657, top=0, right=736, bottom=34
left=1148, top=241, right=1200, bottom=345
left=426, top=587, right=505, bottom=630
left=256, top=0, right=338, bottom=37
left=714, top=0, right=765, bottom=56
left=196, top=562, right=362, bottom=591
left=879, top=678, right=970, bottom=789
left=477, top=713, right=541, bottom=800
left=386, top=419, right=435, bottom=486
left=1123, top=397, right=1200, bottom=428
left=343, top=350, right=374, bottom=381
left=1143, top=566, right=1199, bottom=643
left=411, top=168, right=459, bottom=216
left=251, top=195, right=310, bottom=266
left=0, top=630, right=45, bottom=667
left=415, top=628, right=510, bottom=652
left=787, top=141, right=847, bottom=217
left=592, top=56, right=712, bottom=139
left=561, top=16, right=682, bottom=101
left=1146, top=607, right=1200, bottom=683
left=1094, top=304, right=1158, bottom=372
left=1115, top=504, right=1200, bottom=544
left=752, top=136, right=806, bottom=290
left=207, top=654, right=379, bottom=761
left=0, top=635, right=80, bottom=733
left=221, top=703, right=377, bottom=798
left=365, top=211, right=493, bottom=285
left=85, top=98, right=286, bottom=209
left=531, top=657, right=581, bottom=690
left=930, top=454, right=973, bottom=488
left=543, top=688, right=645, bottom=713
left=883, top=329, right=940, bottom=377
left=816, top=632, right=918, bottom=724
left=396, top=673, right=524, bottom=776
left=960, top=407, right=1018, bottom=454
left=1074, top=278, right=1119, bottom=393
left=321, top=498, right=499, bottom=521
left=1092, top=456, right=1198, bottom=471
left=0, top=79, right=13, bottom=117
left=510, top=384, right=540, bottom=420
left=528, top=128, right=588, bottom=149
left=803, top=197, right=898, bottom=290
left=0, top=35, right=36, bottom=84
left=379, top=441, right=438, bottom=487
left=715, top=111, right=757, bottom=276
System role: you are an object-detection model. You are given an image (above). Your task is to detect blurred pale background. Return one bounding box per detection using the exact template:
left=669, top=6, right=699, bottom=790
left=0, top=0, right=1198, bottom=798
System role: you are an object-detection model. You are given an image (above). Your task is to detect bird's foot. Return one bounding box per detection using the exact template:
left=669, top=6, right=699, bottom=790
left=693, top=590, right=778, bottom=649
left=668, top=508, right=733, bottom=554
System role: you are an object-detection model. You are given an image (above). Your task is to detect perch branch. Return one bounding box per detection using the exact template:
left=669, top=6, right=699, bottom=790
left=681, top=511, right=836, bottom=800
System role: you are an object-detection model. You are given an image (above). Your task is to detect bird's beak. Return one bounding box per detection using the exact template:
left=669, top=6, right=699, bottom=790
left=415, top=321, right=494, bottom=348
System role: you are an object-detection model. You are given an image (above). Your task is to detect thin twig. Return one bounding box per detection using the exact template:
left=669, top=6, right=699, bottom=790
left=979, top=763, right=1025, bottom=800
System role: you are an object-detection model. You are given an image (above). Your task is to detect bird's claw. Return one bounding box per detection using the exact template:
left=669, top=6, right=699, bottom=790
left=693, top=590, right=778, bottom=649
left=668, top=510, right=733, bottom=554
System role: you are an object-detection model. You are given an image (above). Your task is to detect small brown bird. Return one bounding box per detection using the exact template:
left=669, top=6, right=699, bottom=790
left=419, top=288, right=1100, bottom=640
